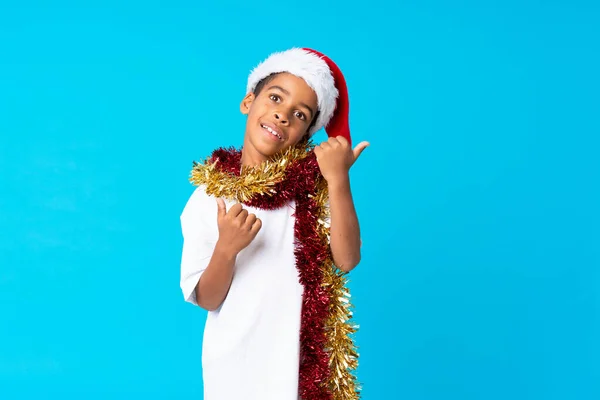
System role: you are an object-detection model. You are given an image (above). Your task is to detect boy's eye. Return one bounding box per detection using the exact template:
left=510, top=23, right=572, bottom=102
left=269, top=94, right=280, bottom=102
left=294, top=111, right=306, bottom=121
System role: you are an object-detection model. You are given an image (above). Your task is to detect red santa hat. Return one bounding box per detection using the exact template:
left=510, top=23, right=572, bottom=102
left=246, top=47, right=351, bottom=145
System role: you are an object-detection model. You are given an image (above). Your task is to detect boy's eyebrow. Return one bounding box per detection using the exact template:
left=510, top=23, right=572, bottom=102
left=268, top=85, right=315, bottom=118
left=268, top=85, right=290, bottom=95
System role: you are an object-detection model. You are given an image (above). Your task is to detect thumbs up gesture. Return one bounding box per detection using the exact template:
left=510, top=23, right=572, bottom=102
left=215, top=198, right=262, bottom=255
left=314, top=136, right=369, bottom=183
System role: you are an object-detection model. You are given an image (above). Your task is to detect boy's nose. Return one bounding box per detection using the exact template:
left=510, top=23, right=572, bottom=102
left=274, top=112, right=288, bottom=124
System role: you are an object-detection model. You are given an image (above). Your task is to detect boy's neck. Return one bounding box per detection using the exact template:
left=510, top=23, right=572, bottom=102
left=240, top=148, right=268, bottom=168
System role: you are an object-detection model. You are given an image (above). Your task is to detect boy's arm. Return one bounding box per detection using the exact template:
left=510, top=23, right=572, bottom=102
left=314, top=137, right=369, bottom=273
left=327, top=177, right=362, bottom=272
left=195, top=199, right=262, bottom=311
left=194, top=241, right=237, bottom=311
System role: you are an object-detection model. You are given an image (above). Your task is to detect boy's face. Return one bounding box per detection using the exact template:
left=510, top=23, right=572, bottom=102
left=240, top=73, right=318, bottom=163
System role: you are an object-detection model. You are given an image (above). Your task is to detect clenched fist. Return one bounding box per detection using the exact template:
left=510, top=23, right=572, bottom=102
left=216, top=198, right=262, bottom=255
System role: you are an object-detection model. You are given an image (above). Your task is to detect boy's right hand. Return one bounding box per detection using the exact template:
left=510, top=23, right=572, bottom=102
left=215, top=198, right=262, bottom=255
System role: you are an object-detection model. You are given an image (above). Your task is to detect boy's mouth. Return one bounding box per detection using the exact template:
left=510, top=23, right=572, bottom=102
left=260, top=123, right=284, bottom=142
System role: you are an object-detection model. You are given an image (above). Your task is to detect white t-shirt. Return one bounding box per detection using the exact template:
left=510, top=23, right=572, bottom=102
left=180, top=186, right=304, bottom=400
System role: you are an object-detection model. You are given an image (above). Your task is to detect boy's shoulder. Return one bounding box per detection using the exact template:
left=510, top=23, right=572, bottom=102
left=181, top=185, right=214, bottom=220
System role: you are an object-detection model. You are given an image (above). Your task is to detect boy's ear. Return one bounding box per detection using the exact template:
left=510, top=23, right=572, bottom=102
left=240, top=92, right=255, bottom=115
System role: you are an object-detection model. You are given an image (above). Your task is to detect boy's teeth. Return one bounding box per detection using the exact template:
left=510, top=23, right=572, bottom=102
left=262, top=124, right=281, bottom=139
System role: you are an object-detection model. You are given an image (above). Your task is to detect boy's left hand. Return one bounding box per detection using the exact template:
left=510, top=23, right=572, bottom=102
left=314, top=136, right=369, bottom=183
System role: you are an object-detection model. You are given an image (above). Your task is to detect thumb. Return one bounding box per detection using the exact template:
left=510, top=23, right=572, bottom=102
left=216, top=198, right=226, bottom=218
left=353, top=141, right=370, bottom=161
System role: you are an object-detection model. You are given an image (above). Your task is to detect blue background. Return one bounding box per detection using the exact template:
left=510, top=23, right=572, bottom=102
left=1, top=1, right=598, bottom=399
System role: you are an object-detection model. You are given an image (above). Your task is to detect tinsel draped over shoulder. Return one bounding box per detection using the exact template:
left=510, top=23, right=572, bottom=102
left=189, top=140, right=361, bottom=400
left=190, top=141, right=313, bottom=207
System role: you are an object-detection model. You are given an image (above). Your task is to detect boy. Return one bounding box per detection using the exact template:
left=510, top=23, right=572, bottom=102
left=180, top=48, right=368, bottom=400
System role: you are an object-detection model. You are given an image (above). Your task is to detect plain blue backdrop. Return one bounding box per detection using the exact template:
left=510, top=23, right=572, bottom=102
left=1, top=1, right=598, bottom=399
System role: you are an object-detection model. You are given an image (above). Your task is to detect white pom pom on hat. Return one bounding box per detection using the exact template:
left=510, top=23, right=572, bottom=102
left=246, top=47, right=351, bottom=145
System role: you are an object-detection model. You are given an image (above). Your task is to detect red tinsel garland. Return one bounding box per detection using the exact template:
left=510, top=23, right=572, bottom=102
left=208, top=147, right=333, bottom=399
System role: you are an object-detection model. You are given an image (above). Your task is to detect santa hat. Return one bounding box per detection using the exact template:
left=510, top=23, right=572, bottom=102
left=246, top=47, right=351, bottom=145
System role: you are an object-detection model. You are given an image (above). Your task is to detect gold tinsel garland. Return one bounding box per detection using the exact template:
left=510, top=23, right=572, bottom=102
left=189, top=142, right=360, bottom=399
left=315, top=179, right=361, bottom=399
left=189, top=143, right=312, bottom=203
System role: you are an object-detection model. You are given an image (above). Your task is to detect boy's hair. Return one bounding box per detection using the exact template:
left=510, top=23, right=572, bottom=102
left=253, top=73, right=321, bottom=135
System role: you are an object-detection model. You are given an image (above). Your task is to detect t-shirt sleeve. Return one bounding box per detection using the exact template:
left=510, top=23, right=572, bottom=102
left=179, top=187, right=218, bottom=306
